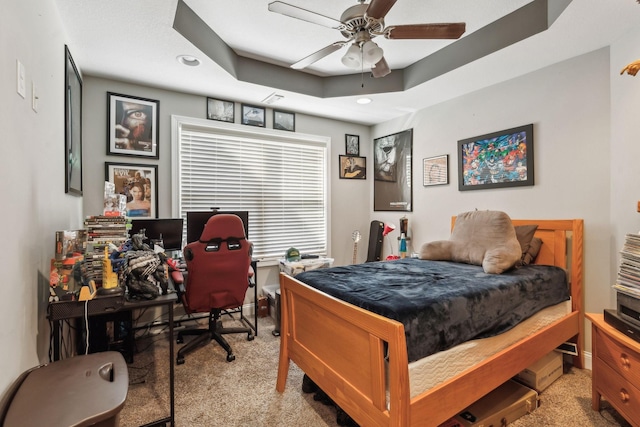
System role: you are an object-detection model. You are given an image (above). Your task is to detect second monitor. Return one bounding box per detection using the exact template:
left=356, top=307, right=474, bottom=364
left=186, top=211, right=249, bottom=244
left=129, top=218, right=184, bottom=251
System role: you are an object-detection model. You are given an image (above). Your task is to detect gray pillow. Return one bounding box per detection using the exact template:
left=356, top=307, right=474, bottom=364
left=419, top=210, right=521, bottom=274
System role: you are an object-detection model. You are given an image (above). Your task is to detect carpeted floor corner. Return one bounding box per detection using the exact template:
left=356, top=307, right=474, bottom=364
left=120, top=316, right=632, bottom=427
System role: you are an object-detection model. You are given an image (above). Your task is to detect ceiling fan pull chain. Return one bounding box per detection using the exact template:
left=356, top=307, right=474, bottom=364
left=361, top=47, right=365, bottom=88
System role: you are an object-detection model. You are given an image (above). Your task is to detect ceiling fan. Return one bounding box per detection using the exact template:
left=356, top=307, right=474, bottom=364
left=268, top=0, right=466, bottom=78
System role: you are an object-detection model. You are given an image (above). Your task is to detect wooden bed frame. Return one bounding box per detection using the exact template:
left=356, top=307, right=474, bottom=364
left=276, top=219, right=583, bottom=427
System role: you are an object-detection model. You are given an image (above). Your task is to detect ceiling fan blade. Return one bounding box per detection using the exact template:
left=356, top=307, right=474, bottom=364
left=291, top=42, right=346, bottom=69
left=371, top=57, right=391, bottom=78
left=268, top=1, right=345, bottom=30
left=365, top=0, right=397, bottom=20
left=386, top=23, right=466, bottom=40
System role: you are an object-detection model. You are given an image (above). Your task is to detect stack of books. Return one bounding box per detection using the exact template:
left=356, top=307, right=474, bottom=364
left=614, top=233, right=640, bottom=298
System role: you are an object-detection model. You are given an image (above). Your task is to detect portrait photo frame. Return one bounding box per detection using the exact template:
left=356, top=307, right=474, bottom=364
left=339, top=155, right=366, bottom=179
left=345, top=134, right=360, bottom=156
left=107, top=92, right=159, bottom=159
left=207, top=97, right=234, bottom=123
left=374, top=128, right=413, bottom=212
left=458, top=123, right=534, bottom=191
left=423, top=155, right=449, bottom=186
left=64, top=45, right=83, bottom=196
left=273, top=110, right=295, bottom=132
left=241, top=104, right=265, bottom=127
left=105, top=162, right=158, bottom=218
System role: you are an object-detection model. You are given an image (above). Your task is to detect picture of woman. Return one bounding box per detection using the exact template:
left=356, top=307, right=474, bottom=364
left=126, top=182, right=151, bottom=217
left=106, top=163, right=157, bottom=218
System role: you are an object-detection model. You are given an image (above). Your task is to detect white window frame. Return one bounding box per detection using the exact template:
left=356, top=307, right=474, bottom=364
left=171, top=115, right=331, bottom=265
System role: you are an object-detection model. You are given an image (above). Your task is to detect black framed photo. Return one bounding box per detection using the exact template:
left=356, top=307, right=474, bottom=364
left=241, top=104, right=265, bottom=127
left=339, top=155, right=366, bottom=179
left=64, top=45, right=83, bottom=196
left=273, top=110, right=295, bottom=131
left=107, top=92, right=159, bottom=159
left=458, top=124, right=534, bottom=191
left=345, top=134, right=359, bottom=156
left=423, top=155, right=448, bottom=186
left=105, top=162, right=158, bottom=218
left=374, top=129, right=413, bottom=212
left=207, top=97, right=234, bottom=123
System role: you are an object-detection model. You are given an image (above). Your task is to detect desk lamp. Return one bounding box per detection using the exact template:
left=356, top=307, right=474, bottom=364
left=382, top=223, right=398, bottom=260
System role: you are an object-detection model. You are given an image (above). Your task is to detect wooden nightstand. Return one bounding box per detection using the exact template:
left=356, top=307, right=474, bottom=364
left=587, top=312, right=640, bottom=426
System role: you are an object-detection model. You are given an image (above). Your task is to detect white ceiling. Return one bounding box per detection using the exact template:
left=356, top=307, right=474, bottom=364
left=55, top=0, right=640, bottom=126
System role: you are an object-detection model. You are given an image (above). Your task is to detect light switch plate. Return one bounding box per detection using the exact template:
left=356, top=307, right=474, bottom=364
left=17, top=60, right=26, bottom=98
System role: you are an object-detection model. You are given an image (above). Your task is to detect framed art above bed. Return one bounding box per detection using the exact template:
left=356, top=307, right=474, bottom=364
left=458, top=124, right=534, bottom=191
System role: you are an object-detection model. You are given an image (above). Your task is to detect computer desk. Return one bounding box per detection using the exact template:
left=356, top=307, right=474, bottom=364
left=48, top=293, right=177, bottom=427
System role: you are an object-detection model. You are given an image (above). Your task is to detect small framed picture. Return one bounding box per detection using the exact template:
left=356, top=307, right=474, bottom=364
left=423, top=155, right=449, bottom=186
left=339, top=155, right=366, bottom=179
left=107, top=92, right=159, bottom=159
left=105, top=162, right=158, bottom=218
left=273, top=110, right=295, bottom=132
left=207, top=97, right=234, bottom=123
left=241, top=104, right=265, bottom=127
left=345, top=134, right=359, bottom=156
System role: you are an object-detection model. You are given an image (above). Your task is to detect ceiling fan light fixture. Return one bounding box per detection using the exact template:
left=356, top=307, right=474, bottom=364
left=341, top=43, right=362, bottom=69
left=361, top=41, right=384, bottom=66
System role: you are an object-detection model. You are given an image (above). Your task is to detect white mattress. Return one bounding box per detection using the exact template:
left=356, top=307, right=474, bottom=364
left=407, top=300, right=571, bottom=399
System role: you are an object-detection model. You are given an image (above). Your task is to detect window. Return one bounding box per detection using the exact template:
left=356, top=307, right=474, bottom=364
left=172, top=116, right=329, bottom=262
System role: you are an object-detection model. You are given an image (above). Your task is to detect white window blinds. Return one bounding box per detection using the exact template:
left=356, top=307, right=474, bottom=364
left=173, top=116, right=329, bottom=262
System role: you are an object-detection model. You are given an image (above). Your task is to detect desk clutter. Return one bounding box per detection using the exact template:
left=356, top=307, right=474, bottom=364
left=49, top=214, right=176, bottom=304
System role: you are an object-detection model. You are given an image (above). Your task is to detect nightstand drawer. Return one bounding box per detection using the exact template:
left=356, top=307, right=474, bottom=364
left=596, top=327, right=640, bottom=384
left=594, top=357, right=640, bottom=423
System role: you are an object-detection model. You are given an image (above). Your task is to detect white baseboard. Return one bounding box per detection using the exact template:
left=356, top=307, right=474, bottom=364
left=583, top=351, right=592, bottom=370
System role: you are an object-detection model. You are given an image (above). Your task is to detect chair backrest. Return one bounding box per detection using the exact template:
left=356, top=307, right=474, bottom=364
left=183, top=214, right=252, bottom=313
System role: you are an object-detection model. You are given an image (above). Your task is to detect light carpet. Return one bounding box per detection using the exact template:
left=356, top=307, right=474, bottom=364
left=120, top=316, right=631, bottom=427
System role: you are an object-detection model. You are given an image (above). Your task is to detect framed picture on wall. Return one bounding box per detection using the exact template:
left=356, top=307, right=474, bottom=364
left=107, top=92, right=159, bottom=159
left=241, top=104, right=265, bottom=127
left=423, top=155, right=448, bottom=186
left=345, top=134, right=359, bottom=156
left=373, top=129, right=413, bottom=211
left=339, top=155, right=366, bottom=179
left=273, top=110, right=295, bottom=131
left=105, top=162, right=158, bottom=218
left=458, top=124, right=534, bottom=191
left=207, top=97, right=234, bottom=123
left=64, top=45, right=83, bottom=196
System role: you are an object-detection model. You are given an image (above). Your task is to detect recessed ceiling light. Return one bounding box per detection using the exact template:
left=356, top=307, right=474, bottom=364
left=356, top=97, right=372, bottom=105
left=177, top=55, right=201, bottom=66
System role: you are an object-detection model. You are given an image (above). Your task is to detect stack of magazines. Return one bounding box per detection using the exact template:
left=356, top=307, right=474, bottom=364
left=615, top=233, right=640, bottom=298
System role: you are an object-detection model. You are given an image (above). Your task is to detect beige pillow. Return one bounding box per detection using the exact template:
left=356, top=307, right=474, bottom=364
left=419, top=210, right=521, bottom=274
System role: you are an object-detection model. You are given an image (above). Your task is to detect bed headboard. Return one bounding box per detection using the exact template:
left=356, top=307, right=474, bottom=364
left=451, top=217, right=584, bottom=363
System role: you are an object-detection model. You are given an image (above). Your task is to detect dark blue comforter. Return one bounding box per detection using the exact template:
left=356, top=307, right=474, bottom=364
left=294, top=258, right=569, bottom=362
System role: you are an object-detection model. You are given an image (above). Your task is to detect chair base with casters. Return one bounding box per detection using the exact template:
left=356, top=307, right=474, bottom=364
left=176, top=308, right=254, bottom=364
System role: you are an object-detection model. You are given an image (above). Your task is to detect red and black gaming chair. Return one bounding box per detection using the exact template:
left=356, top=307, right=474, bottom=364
left=176, top=214, right=254, bottom=363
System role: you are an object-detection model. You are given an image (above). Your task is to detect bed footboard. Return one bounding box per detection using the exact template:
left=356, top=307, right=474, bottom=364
left=276, top=272, right=410, bottom=427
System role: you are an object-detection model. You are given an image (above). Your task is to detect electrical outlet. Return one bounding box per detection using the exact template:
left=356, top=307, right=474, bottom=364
left=32, top=81, right=38, bottom=112
left=16, top=60, right=26, bottom=98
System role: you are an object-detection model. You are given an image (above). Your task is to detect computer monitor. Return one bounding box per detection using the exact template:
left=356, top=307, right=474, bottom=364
left=129, top=218, right=184, bottom=251
left=186, top=211, right=249, bottom=244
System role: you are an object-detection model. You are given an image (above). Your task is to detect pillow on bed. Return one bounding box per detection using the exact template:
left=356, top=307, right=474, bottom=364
left=419, top=210, right=521, bottom=274
left=514, top=224, right=538, bottom=266
left=522, top=236, right=543, bottom=265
